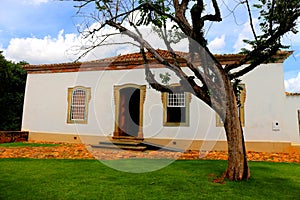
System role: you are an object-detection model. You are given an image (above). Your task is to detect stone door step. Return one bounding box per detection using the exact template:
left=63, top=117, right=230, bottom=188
left=91, top=143, right=147, bottom=151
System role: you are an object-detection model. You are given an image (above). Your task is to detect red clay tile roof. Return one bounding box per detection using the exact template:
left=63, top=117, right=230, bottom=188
left=285, top=92, right=300, bottom=96
left=24, top=49, right=293, bottom=74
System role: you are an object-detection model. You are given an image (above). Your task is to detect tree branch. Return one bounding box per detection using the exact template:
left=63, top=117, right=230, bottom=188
left=173, top=0, right=193, bottom=35
left=73, top=0, right=94, bottom=9
left=229, top=44, right=280, bottom=79
left=268, top=0, right=275, bottom=36
left=106, top=20, right=190, bottom=80
left=225, top=18, right=299, bottom=75
left=225, top=1, right=300, bottom=75
left=202, top=0, right=222, bottom=22
left=140, top=48, right=173, bottom=93
left=245, top=0, right=258, bottom=41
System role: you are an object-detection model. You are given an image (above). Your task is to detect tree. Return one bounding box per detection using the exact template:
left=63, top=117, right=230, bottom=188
left=72, top=0, right=300, bottom=181
left=0, top=51, right=27, bottom=131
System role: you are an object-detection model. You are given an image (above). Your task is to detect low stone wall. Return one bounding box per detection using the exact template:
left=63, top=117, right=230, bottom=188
left=0, top=131, right=29, bottom=143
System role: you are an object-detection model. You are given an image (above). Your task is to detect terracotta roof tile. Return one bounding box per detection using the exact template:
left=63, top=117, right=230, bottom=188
left=24, top=49, right=293, bottom=74
left=286, top=92, right=300, bottom=96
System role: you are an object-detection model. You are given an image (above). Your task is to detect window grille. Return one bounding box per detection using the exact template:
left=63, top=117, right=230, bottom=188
left=70, top=89, right=86, bottom=120
left=167, top=93, right=186, bottom=107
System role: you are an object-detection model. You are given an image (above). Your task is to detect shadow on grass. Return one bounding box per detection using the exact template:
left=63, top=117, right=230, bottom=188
left=0, top=159, right=299, bottom=199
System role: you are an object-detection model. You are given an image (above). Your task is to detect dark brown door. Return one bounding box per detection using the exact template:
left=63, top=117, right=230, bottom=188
left=118, top=87, right=140, bottom=137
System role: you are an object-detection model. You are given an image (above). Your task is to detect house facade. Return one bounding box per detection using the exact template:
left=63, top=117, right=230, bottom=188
left=22, top=50, right=300, bottom=153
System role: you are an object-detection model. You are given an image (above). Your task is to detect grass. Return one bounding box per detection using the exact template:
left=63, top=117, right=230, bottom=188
left=0, top=142, right=60, bottom=148
left=0, top=159, right=299, bottom=200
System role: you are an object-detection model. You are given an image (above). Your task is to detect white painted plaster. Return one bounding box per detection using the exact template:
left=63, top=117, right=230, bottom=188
left=22, top=61, right=300, bottom=144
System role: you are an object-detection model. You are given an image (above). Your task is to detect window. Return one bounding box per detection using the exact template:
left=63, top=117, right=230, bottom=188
left=167, top=93, right=186, bottom=107
left=67, top=86, right=91, bottom=124
left=216, top=84, right=246, bottom=127
left=162, top=91, right=191, bottom=126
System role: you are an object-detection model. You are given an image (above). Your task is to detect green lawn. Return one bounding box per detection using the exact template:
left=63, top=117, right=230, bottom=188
left=0, top=142, right=60, bottom=147
left=0, top=159, right=299, bottom=199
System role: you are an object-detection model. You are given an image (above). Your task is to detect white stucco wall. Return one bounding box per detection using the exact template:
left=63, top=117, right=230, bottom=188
left=21, top=69, right=220, bottom=140
left=285, top=96, right=300, bottom=143
left=22, top=62, right=300, bottom=144
left=242, top=63, right=288, bottom=141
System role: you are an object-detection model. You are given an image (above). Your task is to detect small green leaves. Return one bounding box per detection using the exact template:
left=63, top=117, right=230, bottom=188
left=159, top=72, right=171, bottom=85
left=137, top=0, right=173, bottom=28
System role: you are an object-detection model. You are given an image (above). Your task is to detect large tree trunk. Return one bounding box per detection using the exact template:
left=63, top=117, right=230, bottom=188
left=223, top=80, right=250, bottom=181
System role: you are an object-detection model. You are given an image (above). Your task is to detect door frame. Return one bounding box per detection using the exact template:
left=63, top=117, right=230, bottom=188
left=113, top=84, right=146, bottom=139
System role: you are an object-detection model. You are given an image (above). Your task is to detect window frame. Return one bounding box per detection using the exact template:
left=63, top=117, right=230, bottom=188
left=162, top=88, right=191, bottom=127
left=67, top=86, right=91, bottom=124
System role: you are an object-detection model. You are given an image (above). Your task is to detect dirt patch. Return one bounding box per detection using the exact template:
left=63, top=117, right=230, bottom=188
left=0, top=141, right=299, bottom=163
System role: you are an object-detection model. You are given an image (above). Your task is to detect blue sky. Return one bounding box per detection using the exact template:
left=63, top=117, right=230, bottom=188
left=1, top=0, right=300, bottom=92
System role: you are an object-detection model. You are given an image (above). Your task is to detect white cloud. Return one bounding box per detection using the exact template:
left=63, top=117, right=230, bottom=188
left=4, top=30, right=80, bottom=64
left=1, top=22, right=220, bottom=65
left=23, top=0, right=48, bottom=5
left=284, top=72, right=300, bottom=92
left=208, top=34, right=226, bottom=53
left=282, top=31, right=300, bottom=49
left=233, top=18, right=258, bottom=52
left=3, top=24, right=156, bottom=64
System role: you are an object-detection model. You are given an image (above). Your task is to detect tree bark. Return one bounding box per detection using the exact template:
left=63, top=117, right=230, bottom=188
left=223, top=79, right=250, bottom=181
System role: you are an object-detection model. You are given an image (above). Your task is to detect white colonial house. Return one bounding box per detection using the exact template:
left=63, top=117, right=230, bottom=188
left=22, top=50, right=300, bottom=153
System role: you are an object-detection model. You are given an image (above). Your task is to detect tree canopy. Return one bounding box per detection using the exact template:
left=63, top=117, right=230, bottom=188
left=0, top=52, right=27, bottom=131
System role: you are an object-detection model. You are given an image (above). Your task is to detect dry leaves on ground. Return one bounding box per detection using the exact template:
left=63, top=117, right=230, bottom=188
left=0, top=142, right=299, bottom=163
